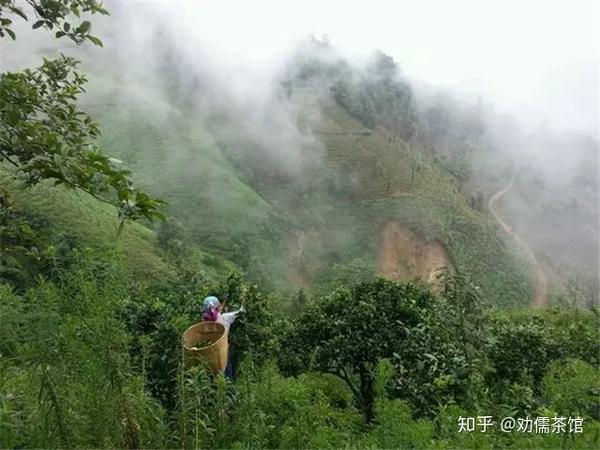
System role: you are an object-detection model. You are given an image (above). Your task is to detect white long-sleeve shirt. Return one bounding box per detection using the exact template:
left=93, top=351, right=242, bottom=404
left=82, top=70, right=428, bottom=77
left=217, top=309, right=243, bottom=328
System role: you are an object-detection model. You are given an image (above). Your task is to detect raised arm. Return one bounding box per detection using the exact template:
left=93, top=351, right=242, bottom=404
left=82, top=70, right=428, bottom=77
left=220, top=306, right=245, bottom=327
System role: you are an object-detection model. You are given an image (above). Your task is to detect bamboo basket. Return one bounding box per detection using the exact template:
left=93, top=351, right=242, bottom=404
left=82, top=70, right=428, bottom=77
left=182, top=321, right=229, bottom=374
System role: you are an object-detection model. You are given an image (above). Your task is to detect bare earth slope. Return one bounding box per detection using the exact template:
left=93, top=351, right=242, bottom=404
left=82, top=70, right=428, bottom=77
left=376, top=221, right=452, bottom=290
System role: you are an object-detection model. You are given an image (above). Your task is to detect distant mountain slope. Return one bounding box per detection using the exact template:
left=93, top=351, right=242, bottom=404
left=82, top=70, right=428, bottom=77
left=83, top=82, right=289, bottom=290
left=74, top=74, right=533, bottom=305
left=297, top=93, right=533, bottom=305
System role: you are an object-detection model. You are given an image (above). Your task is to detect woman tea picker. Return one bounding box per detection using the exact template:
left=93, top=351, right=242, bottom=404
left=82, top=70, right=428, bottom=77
left=202, top=296, right=244, bottom=379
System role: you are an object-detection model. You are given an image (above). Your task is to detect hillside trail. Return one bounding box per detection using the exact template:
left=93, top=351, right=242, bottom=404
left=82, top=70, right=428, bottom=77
left=286, top=229, right=309, bottom=288
left=488, top=177, right=548, bottom=307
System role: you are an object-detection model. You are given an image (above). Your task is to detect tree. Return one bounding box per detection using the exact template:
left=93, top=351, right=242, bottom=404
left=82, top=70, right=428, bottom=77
left=330, top=51, right=418, bottom=139
left=225, top=275, right=278, bottom=378
left=0, top=1, right=164, bottom=230
left=279, top=279, right=434, bottom=422
left=0, top=0, right=107, bottom=44
left=440, top=272, right=488, bottom=366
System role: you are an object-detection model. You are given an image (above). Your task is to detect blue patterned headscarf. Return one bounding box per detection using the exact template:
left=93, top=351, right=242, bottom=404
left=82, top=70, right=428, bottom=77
left=202, top=296, right=220, bottom=311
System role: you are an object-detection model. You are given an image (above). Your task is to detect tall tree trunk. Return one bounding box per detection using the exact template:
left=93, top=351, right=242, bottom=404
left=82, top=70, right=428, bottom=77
left=359, top=364, right=375, bottom=423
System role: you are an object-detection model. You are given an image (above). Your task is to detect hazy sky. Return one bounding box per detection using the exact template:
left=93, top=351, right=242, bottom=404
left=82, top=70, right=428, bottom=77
left=2, top=0, right=598, bottom=134
left=155, top=0, right=598, bottom=133
left=170, top=1, right=594, bottom=89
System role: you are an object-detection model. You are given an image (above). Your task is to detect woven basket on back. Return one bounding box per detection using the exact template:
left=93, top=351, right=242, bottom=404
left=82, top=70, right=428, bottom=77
left=182, top=321, right=229, bottom=374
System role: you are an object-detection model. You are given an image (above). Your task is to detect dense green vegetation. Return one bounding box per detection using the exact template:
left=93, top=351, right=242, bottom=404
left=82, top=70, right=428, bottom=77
left=1, top=250, right=598, bottom=448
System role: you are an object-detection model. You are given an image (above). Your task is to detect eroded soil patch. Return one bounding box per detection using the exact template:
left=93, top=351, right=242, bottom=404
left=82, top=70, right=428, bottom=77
left=376, top=221, right=452, bottom=289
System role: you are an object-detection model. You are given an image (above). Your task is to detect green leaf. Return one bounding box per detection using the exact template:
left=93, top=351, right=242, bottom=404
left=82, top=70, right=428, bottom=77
left=93, top=6, right=110, bottom=16
left=32, top=20, right=45, bottom=30
left=86, top=35, right=103, bottom=47
left=9, top=6, right=28, bottom=21
left=78, top=20, right=91, bottom=34
left=55, top=31, right=66, bottom=38
left=5, top=28, right=15, bottom=40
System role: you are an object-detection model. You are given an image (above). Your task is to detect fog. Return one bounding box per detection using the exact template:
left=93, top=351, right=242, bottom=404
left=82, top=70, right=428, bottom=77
left=1, top=0, right=598, bottom=297
left=3, top=0, right=597, bottom=135
left=127, top=0, right=598, bottom=135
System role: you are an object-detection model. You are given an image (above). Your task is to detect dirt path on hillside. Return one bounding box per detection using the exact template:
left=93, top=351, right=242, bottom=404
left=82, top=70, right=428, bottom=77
left=287, top=229, right=321, bottom=288
left=287, top=230, right=308, bottom=288
left=488, top=178, right=548, bottom=307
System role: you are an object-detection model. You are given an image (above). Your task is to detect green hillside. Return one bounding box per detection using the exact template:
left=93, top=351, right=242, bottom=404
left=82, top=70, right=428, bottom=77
left=70, top=76, right=533, bottom=305
left=0, top=167, right=237, bottom=285
left=301, top=93, right=533, bottom=305
left=1, top=168, right=168, bottom=276
left=1, top=67, right=533, bottom=305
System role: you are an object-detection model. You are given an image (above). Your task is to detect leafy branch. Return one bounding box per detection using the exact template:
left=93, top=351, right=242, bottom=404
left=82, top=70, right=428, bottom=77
left=0, top=0, right=108, bottom=45
left=0, top=55, right=165, bottom=228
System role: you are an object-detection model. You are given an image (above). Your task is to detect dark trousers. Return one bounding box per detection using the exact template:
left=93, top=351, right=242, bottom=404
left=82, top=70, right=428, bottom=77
left=224, top=350, right=234, bottom=380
